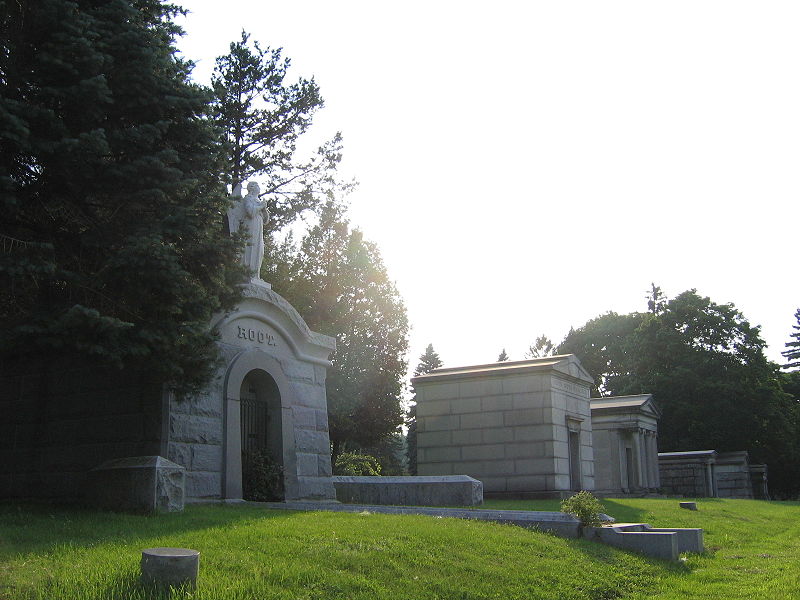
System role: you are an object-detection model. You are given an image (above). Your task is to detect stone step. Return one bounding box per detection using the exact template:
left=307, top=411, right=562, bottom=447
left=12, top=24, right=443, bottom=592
left=584, top=523, right=704, bottom=560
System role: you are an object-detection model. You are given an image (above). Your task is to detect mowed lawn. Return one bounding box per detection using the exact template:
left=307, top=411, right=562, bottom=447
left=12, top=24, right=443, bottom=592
left=0, top=498, right=798, bottom=600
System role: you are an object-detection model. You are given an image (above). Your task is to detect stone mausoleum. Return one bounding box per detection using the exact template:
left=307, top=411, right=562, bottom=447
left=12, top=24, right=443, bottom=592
left=413, top=355, right=664, bottom=498
left=412, top=356, right=597, bottom=498
left=591, top=395, right=661, bottom=495
left=169, top=278, right=337, bottom=502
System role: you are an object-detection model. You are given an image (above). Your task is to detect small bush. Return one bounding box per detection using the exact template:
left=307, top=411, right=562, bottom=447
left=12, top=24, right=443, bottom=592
left=334, top=451, right=382, bottom=476
left=242, top=449, right=284, bottom=501
left=560, top=491, right=606, bottom=527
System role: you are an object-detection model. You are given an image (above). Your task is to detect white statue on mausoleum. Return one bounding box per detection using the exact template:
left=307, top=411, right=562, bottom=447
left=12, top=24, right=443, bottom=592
left=227, top=181, right=269, bottom=282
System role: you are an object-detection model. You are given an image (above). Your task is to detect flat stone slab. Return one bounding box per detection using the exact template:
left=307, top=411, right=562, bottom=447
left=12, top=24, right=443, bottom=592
left=680, top=501, right=698, bottom=511
left=331, top=475, right=483, bottom=507
left=141, top=547, right=199, bottom=588
left=251, top=501, right=581, bottom=538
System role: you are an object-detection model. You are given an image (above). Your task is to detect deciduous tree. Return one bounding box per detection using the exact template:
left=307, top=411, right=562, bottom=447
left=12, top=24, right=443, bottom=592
left=262, top=201, right=408, bottom=459
left=559, top=290, right=800, bottom=496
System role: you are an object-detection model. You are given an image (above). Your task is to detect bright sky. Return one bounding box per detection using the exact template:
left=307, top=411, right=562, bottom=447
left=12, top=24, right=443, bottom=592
left=177, top=1, right=799, bottom=372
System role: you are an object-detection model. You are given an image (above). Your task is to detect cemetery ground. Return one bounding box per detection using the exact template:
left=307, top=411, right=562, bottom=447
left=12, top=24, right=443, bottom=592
left=0, top=498, right=797, bottom=600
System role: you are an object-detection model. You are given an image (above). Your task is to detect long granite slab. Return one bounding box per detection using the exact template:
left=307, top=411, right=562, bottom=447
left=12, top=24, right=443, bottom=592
left=244, top=500, right=582, bottom=538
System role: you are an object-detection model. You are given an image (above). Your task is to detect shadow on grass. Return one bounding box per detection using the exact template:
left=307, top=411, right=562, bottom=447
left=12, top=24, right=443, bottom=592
left=0, top=502, right=292, bottom=558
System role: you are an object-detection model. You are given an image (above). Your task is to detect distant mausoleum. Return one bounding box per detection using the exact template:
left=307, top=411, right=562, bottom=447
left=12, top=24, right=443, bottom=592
left=413, top=356, right=596, bottom=498
left=658, top=450, right=768, bottom=499
left=591, top=395, right=661, bottom=495
left=413, top=355, right=664, bottom=498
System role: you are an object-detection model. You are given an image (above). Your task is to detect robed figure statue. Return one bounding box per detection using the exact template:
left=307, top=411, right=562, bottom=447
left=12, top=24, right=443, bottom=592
left=227, top=181, right=269, bottom=281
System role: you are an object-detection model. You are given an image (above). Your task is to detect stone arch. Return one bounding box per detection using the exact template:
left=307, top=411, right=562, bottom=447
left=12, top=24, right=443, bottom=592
left=222, top=350, right=298, bottom=500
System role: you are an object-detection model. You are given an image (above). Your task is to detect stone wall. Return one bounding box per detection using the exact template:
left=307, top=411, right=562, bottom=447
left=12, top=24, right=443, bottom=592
left=167, top=352, right=228, bottom=501
left=714, top=452, right=754, bottom=499
left=0, top=356, right=164, bottom=502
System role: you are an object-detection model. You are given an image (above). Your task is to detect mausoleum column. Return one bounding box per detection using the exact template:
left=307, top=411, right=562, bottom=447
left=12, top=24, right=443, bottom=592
left=632, top=431, right=643, bottom=490
left=649, top=433, right=660, bottom=489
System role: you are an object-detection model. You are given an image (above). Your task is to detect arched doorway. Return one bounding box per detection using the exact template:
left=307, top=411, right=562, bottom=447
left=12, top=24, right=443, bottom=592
left=239, top=369, right=284, bottom=501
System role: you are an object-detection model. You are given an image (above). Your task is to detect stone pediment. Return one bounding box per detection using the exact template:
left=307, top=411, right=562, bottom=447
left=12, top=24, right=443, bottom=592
left=549, top=354, right=594, bottom=384
left=212, top=282, right=335, bottom=366
left=590, top=394, right=661, bottom=418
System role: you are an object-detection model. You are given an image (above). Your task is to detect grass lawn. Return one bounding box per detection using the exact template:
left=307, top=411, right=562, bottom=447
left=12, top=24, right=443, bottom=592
left=0, top=498, right=798, bottom=599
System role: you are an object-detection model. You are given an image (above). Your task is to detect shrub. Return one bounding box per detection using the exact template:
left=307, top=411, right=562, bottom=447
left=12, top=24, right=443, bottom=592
left=334, top=451, right=382, bottom=476
left=242, top=450, right=284, bottom=501
left=560, top=491, right=606, bottom=527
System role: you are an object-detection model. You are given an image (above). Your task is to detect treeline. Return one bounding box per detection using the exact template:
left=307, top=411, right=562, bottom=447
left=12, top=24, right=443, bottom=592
left=481, top=287, right=800, bottom=497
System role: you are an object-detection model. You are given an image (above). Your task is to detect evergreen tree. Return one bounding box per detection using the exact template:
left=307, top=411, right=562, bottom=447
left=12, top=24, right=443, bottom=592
left=211, top=31, right=352, bottom=231
left=407, top=344, right=443, bottom=474
left=782, top=308, right=800, bottom=369
left=646, top=282, right=667, bottom=315
left=0, top=0, right=243, bottom=394
left=497, top=349, right=509, bottom=362
left=525, top=335, right=556, bottom=359
left=414, top=344, right=444, bottom=376
left=263, top=201, right=408, bottom=459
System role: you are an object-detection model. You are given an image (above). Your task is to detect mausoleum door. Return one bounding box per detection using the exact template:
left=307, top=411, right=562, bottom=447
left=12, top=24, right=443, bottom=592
left=239, top=369, right=284, bottom=500
left=568, top=430, right=581, bottom=491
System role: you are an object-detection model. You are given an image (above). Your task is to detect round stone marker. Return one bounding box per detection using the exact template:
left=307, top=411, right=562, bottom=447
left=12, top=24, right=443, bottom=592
left=141, top=547, right=200, bottom=589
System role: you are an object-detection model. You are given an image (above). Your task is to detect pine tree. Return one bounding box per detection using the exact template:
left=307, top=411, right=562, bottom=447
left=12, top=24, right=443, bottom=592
left=407, top=344, right=444, bottom=474
left=0, top=0, right=244, bottom=394
left=211, top=32, right=353, bottom=232
left=525, top=335, right=556, bottom=359
left=782, top=308, right=800, bottom=369
left=497, top=349, right=509, bottom=362
left=415, top=344, right=444, bottom=376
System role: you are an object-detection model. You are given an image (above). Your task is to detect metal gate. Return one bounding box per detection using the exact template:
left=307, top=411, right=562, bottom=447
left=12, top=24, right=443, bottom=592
left=240, top=395, right=270, bottom=455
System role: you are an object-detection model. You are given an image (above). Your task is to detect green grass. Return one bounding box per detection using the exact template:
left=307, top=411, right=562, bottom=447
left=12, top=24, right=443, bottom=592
left=1, top=498, right=798, bottom=599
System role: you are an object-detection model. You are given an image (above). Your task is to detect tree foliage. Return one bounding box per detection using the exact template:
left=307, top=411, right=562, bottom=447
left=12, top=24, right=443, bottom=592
left=782, top=308, right=800, bottom=369
left=525, top=335, right=556, bottom=359
left=559, top=289, right=800, bottom=496
left=262, top=201, right=408, bottom=458
left=0, top=0, right=244, bottom=394
left=497, top=348, right=509, bottom=362
left=211, top=31, right=352, bottom=231
left=407, top=343, right=444, bottom=474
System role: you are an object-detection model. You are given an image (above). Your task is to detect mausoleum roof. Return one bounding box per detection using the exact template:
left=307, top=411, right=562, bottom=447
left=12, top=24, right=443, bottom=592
left=412, top=354, right=594, bottom=384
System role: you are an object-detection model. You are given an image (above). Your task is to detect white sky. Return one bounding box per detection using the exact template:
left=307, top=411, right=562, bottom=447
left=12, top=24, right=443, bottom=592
left=177, top=1, right=799, bottom=373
